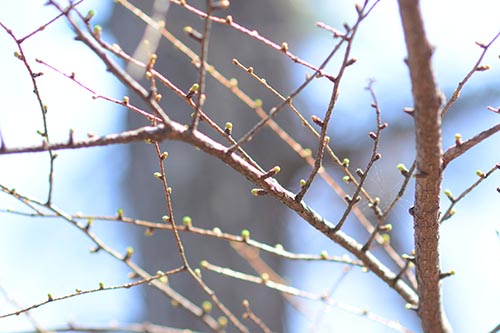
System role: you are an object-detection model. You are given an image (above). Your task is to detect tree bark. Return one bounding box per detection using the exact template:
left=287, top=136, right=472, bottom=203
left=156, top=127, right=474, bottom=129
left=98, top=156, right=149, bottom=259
left=397, top=1, right=451, bottom=332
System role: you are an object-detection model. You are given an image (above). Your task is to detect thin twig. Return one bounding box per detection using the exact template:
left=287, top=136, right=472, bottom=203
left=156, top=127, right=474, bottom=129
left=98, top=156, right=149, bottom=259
left=442, top=122, right=500, bottom=169
left=190, top=0, right=212, bottom=131
left=440, top=162, right=500, bottom=223
left=203, top=261, right=415, bottom=333
left=441, top=31, right=500, bottom=118
left=0, top=22, right=57, bottom=205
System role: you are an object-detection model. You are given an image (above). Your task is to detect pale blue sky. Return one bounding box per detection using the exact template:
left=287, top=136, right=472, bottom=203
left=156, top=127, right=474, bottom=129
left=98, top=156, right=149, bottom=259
left=287, top=1, right=500, bottom=332
left=0, top=1, right=499, bottom=333
left=0, top=1, right=136, bottom=331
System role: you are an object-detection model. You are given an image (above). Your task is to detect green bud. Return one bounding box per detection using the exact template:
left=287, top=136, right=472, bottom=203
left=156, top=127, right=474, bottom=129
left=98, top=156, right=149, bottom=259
left=156, top=271, right=168, bottom=284
left=251, top=188, right=267, bottom=196
left=254, top=98, right=263, bottom=108
left=228, top=78, right=238, bottom=88
left=117, top=208, right=124, bottom=220
left=241, top=229, right=250, bottom=240
left=381, top=233, right=390, bottom=244
left=183, top=216, right=192, bottom=228
left=218, top=316, right=228, bottom=327
left=224, top=122, right=233, bottom=135
left=93, top=25, right=102, bottom=38
left=397, top=163, right=408, bottom=172
left=397, top=163, right=409, bottom=175
left=202, top=300, right=212, bottom=313
left=84, top=9, right=95, bottom=22
left=379, top=224, right=392, bottom=232
left=124, top=246, right=134, bottom=260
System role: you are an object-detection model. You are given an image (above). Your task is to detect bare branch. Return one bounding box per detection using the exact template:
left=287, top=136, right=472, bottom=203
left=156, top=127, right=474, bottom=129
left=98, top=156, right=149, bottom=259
left=442, top=122, right=500, bottom=168
left=441, top=31, right=500, bottom=118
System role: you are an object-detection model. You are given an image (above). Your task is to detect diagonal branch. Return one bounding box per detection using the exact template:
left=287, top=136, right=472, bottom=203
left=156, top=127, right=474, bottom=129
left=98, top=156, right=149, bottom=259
left=0, top=116, right=419, bottom=306
left=442, top=122, right=500, bottom=168
left=398, top=1, right=451, bottom=332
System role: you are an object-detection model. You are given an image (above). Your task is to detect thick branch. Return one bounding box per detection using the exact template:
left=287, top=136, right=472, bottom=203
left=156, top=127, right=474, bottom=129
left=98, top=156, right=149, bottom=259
left=0, top=120, right=418, bottom=305
left=0, top=125, right=168, bottom=155
left=398, top=1, right=451, bottom=332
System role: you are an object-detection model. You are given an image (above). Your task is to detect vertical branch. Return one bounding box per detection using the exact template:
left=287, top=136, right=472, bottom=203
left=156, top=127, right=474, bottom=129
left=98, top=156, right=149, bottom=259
left=0, top=22, right=57, bottom=205
left=190, top=0, right=212, bottom=131
left=397, top=1, right=451, bottom=332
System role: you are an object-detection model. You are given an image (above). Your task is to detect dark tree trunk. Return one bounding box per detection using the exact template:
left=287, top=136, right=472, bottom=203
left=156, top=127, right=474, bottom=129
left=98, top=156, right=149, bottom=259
left=109, top=1, right=298, bottom=331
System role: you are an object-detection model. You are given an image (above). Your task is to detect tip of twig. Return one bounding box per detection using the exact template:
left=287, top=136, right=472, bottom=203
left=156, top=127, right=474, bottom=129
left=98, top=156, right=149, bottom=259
left=487, top=106, right=500, bottom=114
left=403, top=107, right=414, bottom=116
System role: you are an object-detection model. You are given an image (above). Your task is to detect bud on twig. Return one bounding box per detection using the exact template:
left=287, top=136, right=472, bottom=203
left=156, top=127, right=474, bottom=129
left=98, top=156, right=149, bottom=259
left=311, top=115, right=324, bottom=127
left=184, top=26, right=203, bottom=42
left=224, top=122, right=233, bottom=135
left=186, top=83, right=199, bottom=99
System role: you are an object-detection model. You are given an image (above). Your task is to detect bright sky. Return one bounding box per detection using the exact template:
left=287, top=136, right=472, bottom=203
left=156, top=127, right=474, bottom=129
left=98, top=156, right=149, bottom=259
left=0, top=1, right=136, bottom=331
left=0, top=1, right=498, bottom=333
left=288, top=1, right=500, bottom=332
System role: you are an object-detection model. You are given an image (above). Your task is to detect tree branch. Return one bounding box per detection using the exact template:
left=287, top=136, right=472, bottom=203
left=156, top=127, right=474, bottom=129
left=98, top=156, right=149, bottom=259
left=0, top=118, right=419, bottom=306
left=442, top=122, right=500, bottom=168
left=398, top=1, right=451, bottom=332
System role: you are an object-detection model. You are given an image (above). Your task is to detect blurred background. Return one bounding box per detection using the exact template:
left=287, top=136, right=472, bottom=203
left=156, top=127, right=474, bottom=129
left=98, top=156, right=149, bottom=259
left=0, top=1, right=499, bottom=332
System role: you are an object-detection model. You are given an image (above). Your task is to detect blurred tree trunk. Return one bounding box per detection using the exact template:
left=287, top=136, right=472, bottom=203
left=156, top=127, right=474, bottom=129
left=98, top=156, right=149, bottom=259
left=109, top=1, right=298, bottom=331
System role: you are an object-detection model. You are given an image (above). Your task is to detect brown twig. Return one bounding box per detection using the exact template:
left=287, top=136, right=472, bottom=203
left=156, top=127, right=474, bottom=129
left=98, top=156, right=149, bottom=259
left=0, top=106, right=419, bottom=306
left=442, top=122, right=500, bottom=169
left=114, top=0, right=410, bottom=281
left=168, top=0, right=336, bottom=81
left=190, top=0, right=212, bottom=131
left=0, top=184, right=220, bottom=331
left=440, top=31, right=500, bottom=118
left=0, top=22, right=57, bottom=205
left=440, top=163, right=500, bottom=223
left=241, top=299, right=273, bottom=333
left=336, top=80, right=384, bottom=234
left=203, top=261, right=415, bottom=333
left=0, top=284, right=49, bottom=333
left=0, top=269, right=183, bottom=321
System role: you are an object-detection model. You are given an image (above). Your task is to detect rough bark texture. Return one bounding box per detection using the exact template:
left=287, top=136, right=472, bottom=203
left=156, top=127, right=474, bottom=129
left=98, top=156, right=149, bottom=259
left=397, top=1, right=451, bottom=332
